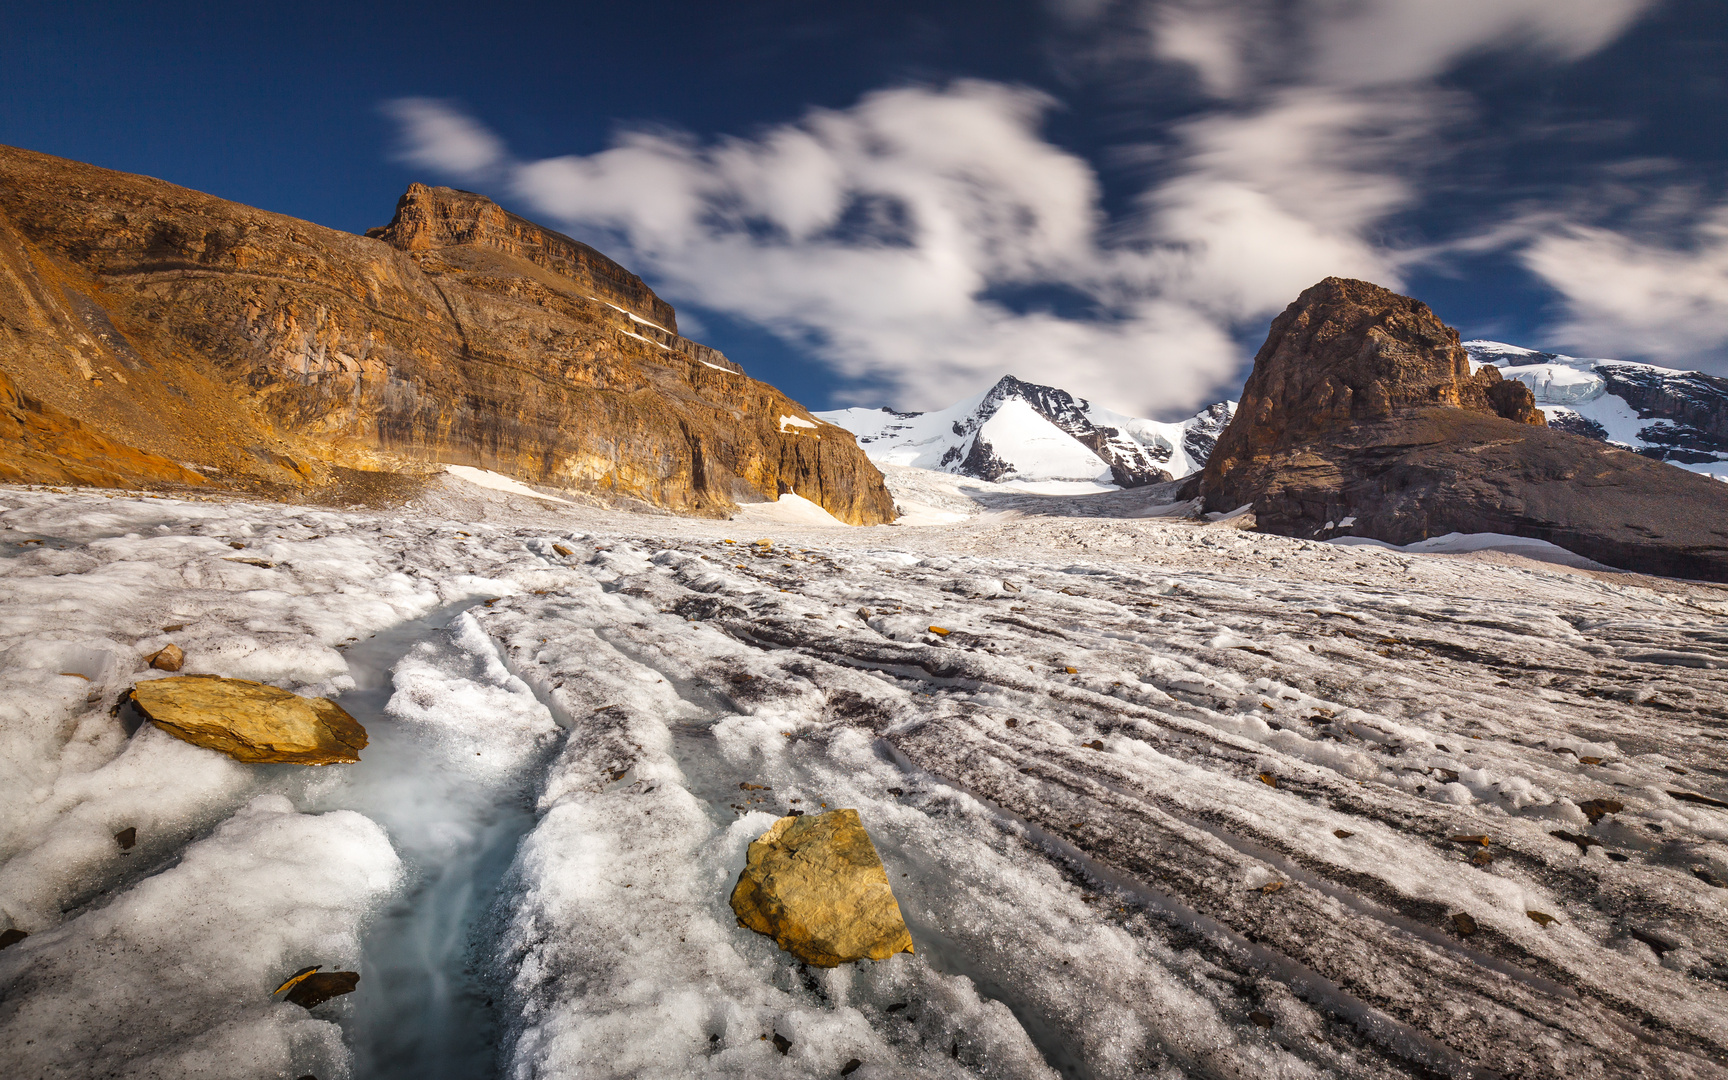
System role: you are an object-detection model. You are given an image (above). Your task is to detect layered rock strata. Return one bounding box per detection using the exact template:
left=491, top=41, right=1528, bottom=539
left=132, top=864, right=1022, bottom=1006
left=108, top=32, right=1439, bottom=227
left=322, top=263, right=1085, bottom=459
left=1199, top=277, right=1728, bottom=581
left=0, top=145, right=894, bottom=523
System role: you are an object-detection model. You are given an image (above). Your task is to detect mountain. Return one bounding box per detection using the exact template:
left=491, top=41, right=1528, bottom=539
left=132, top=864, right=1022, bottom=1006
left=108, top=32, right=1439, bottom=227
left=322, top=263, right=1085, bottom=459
left=1463, top=340, right=1728, bottom=480
left=1196, top=276, right=1728, bottom=582
left=0, top=146, right=894, bottom=523
left=817, top=375, right=1235, bottom=488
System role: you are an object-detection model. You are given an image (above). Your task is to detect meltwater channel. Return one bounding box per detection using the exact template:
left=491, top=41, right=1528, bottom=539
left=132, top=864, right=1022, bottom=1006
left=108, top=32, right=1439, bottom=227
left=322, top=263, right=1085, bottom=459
left=305, top=598, right=553, bottom=1079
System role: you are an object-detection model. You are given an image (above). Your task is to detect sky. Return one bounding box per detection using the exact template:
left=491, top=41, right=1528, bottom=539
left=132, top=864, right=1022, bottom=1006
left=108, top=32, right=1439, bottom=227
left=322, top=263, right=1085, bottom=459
left=3, top=1, right=1725, bottom=419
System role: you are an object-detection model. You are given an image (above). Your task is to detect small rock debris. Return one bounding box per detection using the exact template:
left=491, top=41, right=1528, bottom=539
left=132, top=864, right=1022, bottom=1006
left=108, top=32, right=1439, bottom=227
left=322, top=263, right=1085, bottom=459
left=1527, top=911, right=1556, bottom=927
left=0, top=928, right=27, bottom=949
left=115, top=827, right=136, bottom=850
left=1578, top=799, right=1624, bottom=825
left=1551, top=830, right=1602, bottom=855
left=772, top=1032, right=791, bottom=1055
left=1629, top=928, right=1676, bottom=957
left=282, top=970, right=360, bottom=1009
left=1669, top=790, right=1728, bottom=809
left=1451, top=912, right=1478, bottom=937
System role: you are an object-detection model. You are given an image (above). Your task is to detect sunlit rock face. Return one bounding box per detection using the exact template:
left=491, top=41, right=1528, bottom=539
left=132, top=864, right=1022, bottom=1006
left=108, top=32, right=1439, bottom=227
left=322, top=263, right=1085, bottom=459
left=129, top=675, right=367, bottom=765
left=1199, top=277, right=1728, bottom=582
left=730, top=809, right=915, bottom=967
left=0, top=146, right=894, bottom=523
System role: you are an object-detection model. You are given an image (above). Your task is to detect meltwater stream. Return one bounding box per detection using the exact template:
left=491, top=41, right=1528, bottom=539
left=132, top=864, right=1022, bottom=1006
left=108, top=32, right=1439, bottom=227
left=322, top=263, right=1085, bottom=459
left=306, top=598, right=548, bottom=1080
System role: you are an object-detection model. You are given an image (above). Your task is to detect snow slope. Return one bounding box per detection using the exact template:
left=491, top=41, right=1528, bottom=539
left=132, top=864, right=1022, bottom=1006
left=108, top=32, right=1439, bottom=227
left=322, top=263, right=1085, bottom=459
left=819, top=376, right=1235, bottom=489
left=2, top=482, right=1727, bottom=1079
left=1464, top=340, right=1728, bottom=481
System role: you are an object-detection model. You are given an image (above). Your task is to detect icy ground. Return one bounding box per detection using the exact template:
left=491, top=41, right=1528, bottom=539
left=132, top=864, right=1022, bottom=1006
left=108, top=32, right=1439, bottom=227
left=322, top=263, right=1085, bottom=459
left=2, top=476, right=1727, bottom=1080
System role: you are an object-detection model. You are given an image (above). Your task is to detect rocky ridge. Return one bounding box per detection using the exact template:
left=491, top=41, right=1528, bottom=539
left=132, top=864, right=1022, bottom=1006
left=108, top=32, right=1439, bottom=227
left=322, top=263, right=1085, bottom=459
left=1198, top=277, right=1728, bottom=581
left=0, top=145, right=893, bottom=523
left=1465, top=340, right=1728, bottom=474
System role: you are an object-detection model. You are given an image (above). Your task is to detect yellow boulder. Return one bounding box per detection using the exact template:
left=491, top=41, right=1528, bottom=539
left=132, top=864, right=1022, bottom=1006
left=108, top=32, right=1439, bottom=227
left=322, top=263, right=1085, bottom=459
left=128, top=675, right=367, bottom=764
left=730, top=809, right=913, bottom=967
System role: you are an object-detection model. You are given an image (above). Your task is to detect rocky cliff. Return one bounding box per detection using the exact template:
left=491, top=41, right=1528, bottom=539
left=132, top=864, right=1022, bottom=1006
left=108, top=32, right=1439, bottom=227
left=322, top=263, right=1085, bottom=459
left=0, top=146, right=894, bottom=523
left=1199, top=277, right=1728, bottom=581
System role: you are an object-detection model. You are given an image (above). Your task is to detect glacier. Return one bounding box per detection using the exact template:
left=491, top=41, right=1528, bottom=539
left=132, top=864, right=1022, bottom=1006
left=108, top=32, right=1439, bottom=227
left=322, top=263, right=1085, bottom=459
left=1, top=475, right=1726, bottom=1080
left=1464, top=340, right=1728, bottom=481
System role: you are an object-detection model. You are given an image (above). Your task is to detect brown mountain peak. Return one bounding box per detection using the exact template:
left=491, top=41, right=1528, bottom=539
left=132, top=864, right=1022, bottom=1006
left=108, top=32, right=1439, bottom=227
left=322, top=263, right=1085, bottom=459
left=0, top=144, right=892, bottom=523
left=1226, top=276, right=1542, bottom=446
left=1196, top=277, right=1728, bottom=581
left=366, top=182, right=677, bottom=332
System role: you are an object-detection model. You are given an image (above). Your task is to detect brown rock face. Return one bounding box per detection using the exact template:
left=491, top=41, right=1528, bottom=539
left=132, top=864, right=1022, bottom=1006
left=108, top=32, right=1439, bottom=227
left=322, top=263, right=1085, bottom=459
left=1200, top=277, right=1728, bottom=581
left=0, top=145, right=894, bottom=523
left=128, top=675, right=367, bottom=764
left=1208, top=277, right=1542, bottom=466
left=0, top=368, right=208, bottom=489
left=366, top=183, right=678, bottom=334
left=730, top=809, right=914, bottom=967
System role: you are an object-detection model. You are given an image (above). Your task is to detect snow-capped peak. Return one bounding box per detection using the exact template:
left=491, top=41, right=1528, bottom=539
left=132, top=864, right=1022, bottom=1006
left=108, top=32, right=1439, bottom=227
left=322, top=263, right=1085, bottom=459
left=1462, top=340, right=1728, bottom=481
left=817, top=375, right=1236, bottom=489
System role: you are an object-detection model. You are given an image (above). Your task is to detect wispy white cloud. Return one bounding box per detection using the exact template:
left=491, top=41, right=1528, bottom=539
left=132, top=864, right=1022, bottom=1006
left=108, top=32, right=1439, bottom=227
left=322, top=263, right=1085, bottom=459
left=1524, top=206, right=1728, bottom=365
left=382, top=1, right=1662, bottom=413
left=381, top=97, right=508, bottom=182
left=1302, top=0, right=1655, bottom=89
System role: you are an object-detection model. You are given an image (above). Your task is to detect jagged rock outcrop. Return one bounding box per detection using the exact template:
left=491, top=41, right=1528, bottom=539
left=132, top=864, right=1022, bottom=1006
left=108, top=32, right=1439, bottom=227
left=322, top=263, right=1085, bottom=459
left=1199, top=277, right=1728, bottom=581
left=0, top=146, right=894, bottom=523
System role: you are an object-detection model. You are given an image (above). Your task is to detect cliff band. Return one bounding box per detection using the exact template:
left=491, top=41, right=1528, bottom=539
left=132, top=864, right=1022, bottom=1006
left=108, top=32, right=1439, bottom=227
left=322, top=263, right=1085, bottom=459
left=0, top=145, right=894, bottom=523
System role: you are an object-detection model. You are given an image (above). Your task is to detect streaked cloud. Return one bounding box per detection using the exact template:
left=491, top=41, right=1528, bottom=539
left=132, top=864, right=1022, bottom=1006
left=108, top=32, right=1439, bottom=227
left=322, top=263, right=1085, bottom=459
left=384, top=1, right=1665, bottom=413
left=381, top=97, right=508, bottom=182
left=1525, top=206, right=1728, bottom=365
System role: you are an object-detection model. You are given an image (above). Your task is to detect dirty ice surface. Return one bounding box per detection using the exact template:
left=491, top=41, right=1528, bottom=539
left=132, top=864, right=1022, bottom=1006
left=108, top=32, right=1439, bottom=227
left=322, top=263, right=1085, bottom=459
left=1, top=473, right=1727, bottom=1080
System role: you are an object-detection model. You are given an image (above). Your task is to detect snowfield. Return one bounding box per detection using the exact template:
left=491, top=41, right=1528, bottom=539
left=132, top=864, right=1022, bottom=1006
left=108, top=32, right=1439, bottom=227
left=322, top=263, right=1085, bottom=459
left=1464, top=340, right=1728, bottom=481
left=1, top=475, right=1726, bottom=1080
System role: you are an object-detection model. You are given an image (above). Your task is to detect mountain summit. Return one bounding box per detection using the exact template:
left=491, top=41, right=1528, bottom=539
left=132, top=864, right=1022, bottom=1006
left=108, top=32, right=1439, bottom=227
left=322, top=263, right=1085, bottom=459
left=1198, top=277, right=1728, bottom=581
left=819, top=375, right=1234, bottom=488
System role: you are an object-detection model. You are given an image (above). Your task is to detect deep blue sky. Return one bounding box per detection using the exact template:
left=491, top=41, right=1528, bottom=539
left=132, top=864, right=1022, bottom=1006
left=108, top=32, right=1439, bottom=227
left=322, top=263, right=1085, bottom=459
left=4, top=1, right=1725, bottom=416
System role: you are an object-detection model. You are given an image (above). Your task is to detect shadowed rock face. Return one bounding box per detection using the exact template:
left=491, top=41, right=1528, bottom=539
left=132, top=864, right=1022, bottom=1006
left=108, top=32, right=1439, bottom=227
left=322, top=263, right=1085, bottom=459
left=1200, top=277, right=1728, bottom=582
left=0, top=146, right=894, bottom=523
